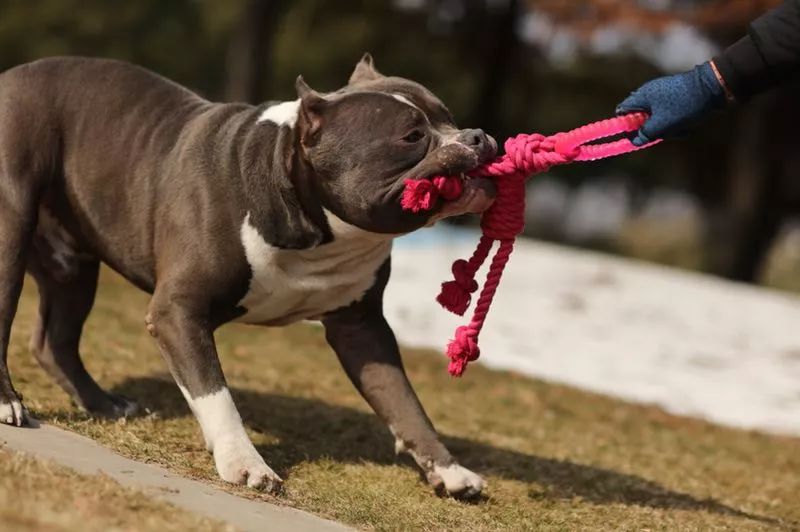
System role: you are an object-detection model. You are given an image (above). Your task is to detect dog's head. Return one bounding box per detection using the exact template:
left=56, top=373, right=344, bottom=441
left=294, top=54, right=497, bottom=234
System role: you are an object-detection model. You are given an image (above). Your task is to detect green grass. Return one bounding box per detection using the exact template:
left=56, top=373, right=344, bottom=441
left=7, top=268, right=800, bottom=530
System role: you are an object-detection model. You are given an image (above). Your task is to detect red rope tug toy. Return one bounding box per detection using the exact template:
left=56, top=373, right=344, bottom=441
left=400, top=113, right=660, bottom=377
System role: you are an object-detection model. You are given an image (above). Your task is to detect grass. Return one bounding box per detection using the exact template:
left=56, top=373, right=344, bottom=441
left=0, top=448, right=225, bottom=531
left=6, top=268, right=800, bottom=530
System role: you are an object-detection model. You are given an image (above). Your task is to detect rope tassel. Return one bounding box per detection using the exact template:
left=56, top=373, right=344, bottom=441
left=401, top=113, right=659, bottom=376
left=435, top=238, right=491, bottom=315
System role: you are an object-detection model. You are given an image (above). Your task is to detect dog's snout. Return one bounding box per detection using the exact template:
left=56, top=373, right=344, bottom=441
left=459, top=128, right=488, bottom=148
left=457, top=128, right=497, bottom=161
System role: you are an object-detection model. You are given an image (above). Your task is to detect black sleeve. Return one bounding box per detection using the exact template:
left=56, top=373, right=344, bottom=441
left=713, top=0, right=800, bottom=101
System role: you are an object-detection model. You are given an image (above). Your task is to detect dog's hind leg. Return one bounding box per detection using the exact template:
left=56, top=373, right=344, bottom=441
left=27, top=258, right=138, bottom=417
left=323, top=260, right=486, bottom=499
left=0, top=179, right=40, bottom=426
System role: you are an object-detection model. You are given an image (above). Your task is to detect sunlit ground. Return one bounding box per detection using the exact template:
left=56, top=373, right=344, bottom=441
left=0, top=449, right=221, bottom=531
left=6, top=269, right=799, bottom=531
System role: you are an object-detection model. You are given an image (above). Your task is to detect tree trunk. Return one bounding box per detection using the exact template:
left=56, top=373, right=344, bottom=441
left=726, top=85, right=798, bottom=282
left=710, top=85, right=797, bottom=283
left=225, top=0, right=287, bottom=103
left=467, top=0, right=522, bottom=134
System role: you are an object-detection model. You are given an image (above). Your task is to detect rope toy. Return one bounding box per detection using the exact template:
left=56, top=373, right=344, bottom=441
left=401, top=113, right=660, bottom=376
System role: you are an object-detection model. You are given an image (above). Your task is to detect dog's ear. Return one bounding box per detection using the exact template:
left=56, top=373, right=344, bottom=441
left=295, top=76, right=328, bottom=145
left=242, top=86, right=332, bottom=249
left=349, top=53, right=383, bottom=85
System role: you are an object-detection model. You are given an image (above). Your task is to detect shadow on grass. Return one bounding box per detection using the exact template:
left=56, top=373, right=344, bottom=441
left=114, top=376, right=781, bottom=526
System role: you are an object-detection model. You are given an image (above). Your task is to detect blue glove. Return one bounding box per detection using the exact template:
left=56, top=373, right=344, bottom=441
left=616, top=62, right=728, bottom=146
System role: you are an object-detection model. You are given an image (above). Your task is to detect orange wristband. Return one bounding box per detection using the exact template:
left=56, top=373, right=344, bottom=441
left=710, top=60, right=735, bottom=103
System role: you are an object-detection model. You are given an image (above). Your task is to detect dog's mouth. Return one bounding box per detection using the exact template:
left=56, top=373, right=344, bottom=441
left=412, top=170, right=495, bottom=226
left=394, top=139, right=498, bottom=226
left=435, top=137, right=498, bottom=219
left=439, top=173, right=496, bottom=217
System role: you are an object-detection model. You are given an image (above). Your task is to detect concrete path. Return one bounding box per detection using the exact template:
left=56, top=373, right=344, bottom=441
left=0, top=421, right=350, bottom=532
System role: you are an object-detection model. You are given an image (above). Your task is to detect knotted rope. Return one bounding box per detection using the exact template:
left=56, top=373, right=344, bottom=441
left=401, top=113, right=659, bottom=376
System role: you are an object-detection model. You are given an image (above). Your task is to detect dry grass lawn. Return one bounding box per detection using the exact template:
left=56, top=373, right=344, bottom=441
left=0, top=448, right=225, bottom=531
left=6, top=268, right=800, bottom=530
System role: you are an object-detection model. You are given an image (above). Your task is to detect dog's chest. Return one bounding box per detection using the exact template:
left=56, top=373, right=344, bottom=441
left=235, top=212, right=393, bottom=325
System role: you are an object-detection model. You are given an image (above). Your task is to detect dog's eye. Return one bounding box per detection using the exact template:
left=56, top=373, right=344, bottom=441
left=402, top=130, right=425, bottom=143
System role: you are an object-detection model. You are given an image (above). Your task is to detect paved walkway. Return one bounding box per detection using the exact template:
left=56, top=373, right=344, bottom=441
left=0, top=421, right=350, bottom=532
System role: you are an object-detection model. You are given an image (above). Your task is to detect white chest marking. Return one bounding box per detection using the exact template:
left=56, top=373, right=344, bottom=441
left=257, top=99, right=301, bottom=127
left=237, top=211, right=393, bottom=324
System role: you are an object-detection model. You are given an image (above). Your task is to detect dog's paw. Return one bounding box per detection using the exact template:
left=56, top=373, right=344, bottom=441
left=429, top=463, right=485, bottom=499
left=82, top=393, right=139, bottom=419
left=214, top=438, right=283, bottom=492
left=0, top=398, right=29, bottom=427
left=107, top=394, right=139, bottom=418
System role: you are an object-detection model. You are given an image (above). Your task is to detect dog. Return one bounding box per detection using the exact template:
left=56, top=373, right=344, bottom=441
left=0, top=54, right=498, bottom=498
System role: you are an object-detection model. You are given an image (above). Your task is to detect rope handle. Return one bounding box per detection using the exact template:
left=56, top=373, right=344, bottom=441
left=400, top=113, right=662, bottom=376
left=553, top=112, right=660, bottom=162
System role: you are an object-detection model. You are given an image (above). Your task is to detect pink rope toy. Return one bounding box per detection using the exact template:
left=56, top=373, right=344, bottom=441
left=400, top=112, right=660, bottom=377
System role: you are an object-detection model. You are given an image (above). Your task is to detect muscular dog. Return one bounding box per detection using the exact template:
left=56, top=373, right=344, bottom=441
left=0, top=55, right=497, bottom=497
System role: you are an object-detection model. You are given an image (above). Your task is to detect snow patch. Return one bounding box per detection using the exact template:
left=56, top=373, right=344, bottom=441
left=386, top=225, right=800, bottom=436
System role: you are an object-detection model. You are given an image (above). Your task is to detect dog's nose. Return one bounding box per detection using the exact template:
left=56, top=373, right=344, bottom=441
left=458, top=128, right=488, bottom=148
left=458, top=128, right=497, bottom=159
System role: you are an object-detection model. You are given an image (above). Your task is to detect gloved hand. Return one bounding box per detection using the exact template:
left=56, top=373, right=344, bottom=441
left=616, top=62, right=729, bottom=146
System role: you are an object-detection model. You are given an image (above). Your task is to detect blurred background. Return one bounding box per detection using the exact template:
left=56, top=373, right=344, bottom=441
left=1, top=0, right=797, bottom=292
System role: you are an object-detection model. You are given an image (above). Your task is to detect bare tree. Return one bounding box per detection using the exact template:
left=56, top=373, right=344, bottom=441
left=225, top=0, right=287, bottom=103
left=468, top=0, right=522, bottom=133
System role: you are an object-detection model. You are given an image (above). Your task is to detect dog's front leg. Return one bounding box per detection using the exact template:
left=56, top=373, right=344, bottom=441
left=322, top=262, right=485, bottom=499
left=146, top=292, right=281, bottom=492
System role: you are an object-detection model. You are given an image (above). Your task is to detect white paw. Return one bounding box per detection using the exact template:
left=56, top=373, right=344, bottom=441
left=0, top=399, right=28, bottom=427
left=213, top=438, right=282, bottom=492
left=431, top=463, right=485, bottom=499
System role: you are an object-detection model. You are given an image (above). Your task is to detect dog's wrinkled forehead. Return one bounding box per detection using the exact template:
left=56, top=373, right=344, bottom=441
left=355, top=79, right=455, bottom=128
left=343, top=53, right=456, bottom=128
